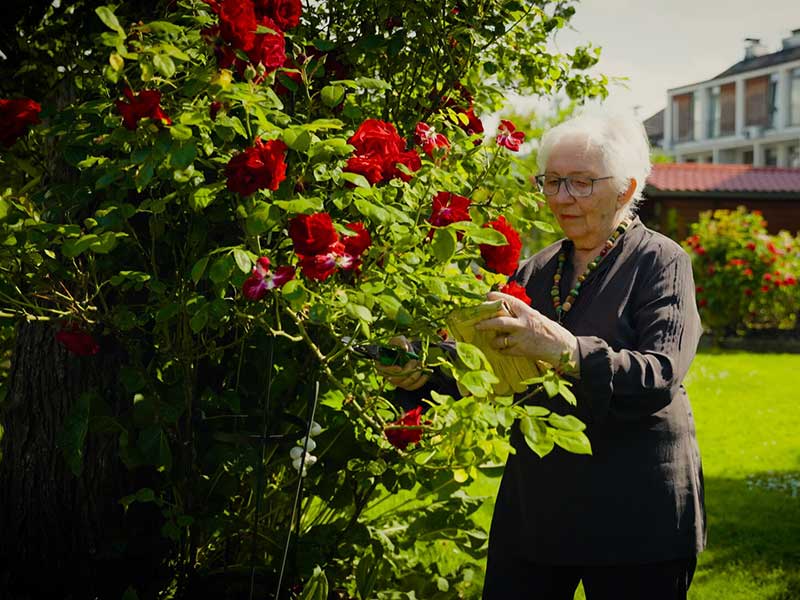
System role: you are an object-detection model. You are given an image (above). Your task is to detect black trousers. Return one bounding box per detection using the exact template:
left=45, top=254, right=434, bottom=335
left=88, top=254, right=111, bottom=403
left=482, top=555, right=697, bottom=600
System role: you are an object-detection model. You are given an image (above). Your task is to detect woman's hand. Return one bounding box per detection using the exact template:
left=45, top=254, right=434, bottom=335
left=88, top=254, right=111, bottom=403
left=374, top=336, right=430, bottom=391
left=475, top=292, right=581, bottom=375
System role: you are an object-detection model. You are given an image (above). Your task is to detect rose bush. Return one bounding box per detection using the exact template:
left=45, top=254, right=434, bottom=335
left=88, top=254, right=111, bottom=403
left=683, top=207, right=800, bottom=335
left=0, top=1, right=608, bottom=597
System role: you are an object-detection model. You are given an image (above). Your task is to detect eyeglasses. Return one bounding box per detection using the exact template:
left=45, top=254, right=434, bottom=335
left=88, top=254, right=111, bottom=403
left=534, top=174, right=613, bottom=198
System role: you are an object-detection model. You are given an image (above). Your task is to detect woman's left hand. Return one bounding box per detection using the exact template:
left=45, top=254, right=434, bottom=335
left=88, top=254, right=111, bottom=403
left=475, top=291, right=580, bottom=374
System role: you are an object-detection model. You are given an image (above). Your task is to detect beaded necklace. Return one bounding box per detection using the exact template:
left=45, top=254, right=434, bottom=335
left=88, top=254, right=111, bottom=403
left=551, top=219, right=630, bottom=323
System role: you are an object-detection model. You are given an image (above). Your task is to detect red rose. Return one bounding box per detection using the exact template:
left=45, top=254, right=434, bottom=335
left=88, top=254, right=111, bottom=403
left=695, top=286, right=704, bottom=293
left=746, top=242, right=757, bottom=251
left=289, top=213, right=339, bottom=255
left=414, top=122, right=450, bottom=159
left=763, top=273, right=772, bottom=281
left=457, top=106, right=484, bottom=138
left=698, top=298, right=708, bottom=307
left=744, top=288, right=753, bottom=296
left=348, top=119, right=406, bottom=158
left=695, top=246, right=706, bottom=255
left=246, top=16, right=286, bottom=75
left=500, top=281, right=531, bottom=305
left=225, top=138, right=288, bottom=196
left=385, top=150, right=422, bottom=182
left=217, top=0, right=258, bottom=51
left=384, top=405, right=424, bottom=450
left=496, top=119, right=524, bottom=151
left=242, top=256, right=295, bottom=300
left=479, top=216, right=522, bottom=276
left=55, top=324, right=100, bottom=356
left=707, top=265, right=715, bottom=275
left=298, top=250, right=339, bottom=281
left=253, top=0, right=301, bottom=30
left=728, top=258, right=746, bottom=267
left=428, top=192, right=471, bottom=239
left=342, top=222, right=371, bottom=258
left=743, top=268, right=753, bottom=277
left=767, top=241, right=781, bottom=255
left=344, top=119, right=420, bottom=184
left=115, top=88, right=172, bottom=130
left=0, top=98, right=42, bottom=147
left=209, top=101, right=223, bottom=121
left=345, top=155, right=385, bottom=185
left=785, top=276, right=797, bottom=286
left=761, top=285, right=770, bottom=293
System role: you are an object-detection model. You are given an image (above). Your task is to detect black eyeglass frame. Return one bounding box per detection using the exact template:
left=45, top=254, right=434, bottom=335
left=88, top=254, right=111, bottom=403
left=534, top=174, right=614, bottom=198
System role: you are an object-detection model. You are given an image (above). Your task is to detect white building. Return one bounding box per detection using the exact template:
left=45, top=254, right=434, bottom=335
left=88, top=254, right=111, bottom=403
left=663, top=29, right=800, bottom=168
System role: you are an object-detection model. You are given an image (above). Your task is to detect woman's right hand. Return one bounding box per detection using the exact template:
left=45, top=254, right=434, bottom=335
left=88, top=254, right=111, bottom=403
left=374, top=336, right=430, bottom=391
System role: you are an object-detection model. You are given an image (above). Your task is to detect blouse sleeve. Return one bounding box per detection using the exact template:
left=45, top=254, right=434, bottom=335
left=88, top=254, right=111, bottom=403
left=571, top=251, right=702, bottom=423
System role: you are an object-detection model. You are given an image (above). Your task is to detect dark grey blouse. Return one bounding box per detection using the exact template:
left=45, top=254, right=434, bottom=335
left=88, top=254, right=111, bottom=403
left=487, top=216, right=706, bottom=566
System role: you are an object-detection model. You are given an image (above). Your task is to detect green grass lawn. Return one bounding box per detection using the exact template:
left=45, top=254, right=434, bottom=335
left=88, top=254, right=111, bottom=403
left=466, top=351, right=800, bottom=599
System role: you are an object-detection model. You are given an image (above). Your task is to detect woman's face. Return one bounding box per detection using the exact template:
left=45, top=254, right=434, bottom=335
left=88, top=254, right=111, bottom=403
left=544, top=135, right=626, bottom=250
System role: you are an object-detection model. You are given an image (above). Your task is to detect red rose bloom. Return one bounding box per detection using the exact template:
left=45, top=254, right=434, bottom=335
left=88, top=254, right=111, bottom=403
left=246, top=16, right=286, bottom=75
left=242, top=257, right=295, bottom=300
left=695, top=246, right=706, bottom=255
left=344, top=119, right=421, bottom=184
left=115, top=88, right=172, bottom=130
left=761, top=285, right=770, bottom=293
left=348, top=119, right=406, bottom=157
left=225, top=138, right=287, bottom=196
left=0, top=98, right=42, bottom=147
left=345, top=155, right=385, bottom=185
left=496, top=119, right=525, bottom=151
left=385, top=405, right=424, bottom=450
left=479, top=216, right=522, bottom=276
left=298, top=250, right=339, bottom=281
left=428, top=192, right=471, bottom=239
left=728, top=258, right=746, bottom=267
left=217, top=0, right=258, bottom=51
left=743, top=268, right=753, bottom=277
left=289, top=213, right=339, bottom=255
left=785, top=275, right=798, bottom=286
left=698, top=298, right=708, bottom=307
left=209, top=101, right=223, bottom=121
left=414, top=122, right=450, bottom=159
left=746, top=242, right=757, bottom=251
left=342, top=222, right=371, bottom=258
left=500, top=281, right=531, bottom=305
left=767, top=241, right=781, bottom=255
left=458, top=106, right=484, bottom=137
left=56, top=324, right=100, bottom=356
left=253, top=0, right=301, bottom=30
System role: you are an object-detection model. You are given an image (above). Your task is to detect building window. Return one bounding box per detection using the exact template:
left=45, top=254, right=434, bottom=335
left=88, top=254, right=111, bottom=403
left=764, top=147, right=778, bottom=166
left=791, top=68, right=800, bottom=126
left=672, top=92, right=694, bottom=142
left=742, top=150, right=754, bottom=164
left=789, top=145, right=800, bottom=168
left=708, top=84, right=736, bottom=138
left=745, top=75, right=770, bottom=128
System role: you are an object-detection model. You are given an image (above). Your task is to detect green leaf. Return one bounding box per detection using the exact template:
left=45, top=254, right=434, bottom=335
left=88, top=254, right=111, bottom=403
left=121, top=586, right=140, bottom=600
left=459, top=370, right=498, bottom=398
left=190, top=308, right=208, bottom=332
left=209, top=254, right=235, bottom=284
left=170, top=142, right=197, bottom=170
left=169, top=124, right=193, bottom=141
left=542, top=377, right=559, bottom=398
left=58, top=392, right=92, bottom=476
left=533, top=220, right=556, bottom=233
left=233, top=248, right=252, bottom=273
left=558, top=379, right=577, bottom=405
left=95, top=6, right=125, bottom=36
left=356, top=551, right=379, bottom=600
left=274, top=196, right=324, bottom=213
left=519, top=415, right=553, bottom=458
left=553, top=430, right=592, bottom=455
left=457, top=222, right=507, bottom=245
left=375, top=294, right=412, bottom=326
left=354, top=77, right=391, bottom=90
left=547, top=413, right=586, bottom=432
left=300, top=566, right=328, bottom=600
left=345, top=303, right=374, bottom=323
left=189, top=185, right=218, bottom=211
left=431, top=227, right=457, bottom=263
left=343, top=172, right=372, bottom=190
left=153, top=54, right=176, bottom=78
left=191, top=257, right=209, bottom=282
left=456, top=342, right=485, bottom=370
left=246, top=202, right=282, bottom=235
left=282, top=128, right=312, bottom=153
left=321, top=84, right=345, bottom=107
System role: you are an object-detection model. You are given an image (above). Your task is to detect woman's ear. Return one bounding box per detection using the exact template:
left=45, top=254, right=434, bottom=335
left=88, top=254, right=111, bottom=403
left=617, top=177, right=636, bottom=207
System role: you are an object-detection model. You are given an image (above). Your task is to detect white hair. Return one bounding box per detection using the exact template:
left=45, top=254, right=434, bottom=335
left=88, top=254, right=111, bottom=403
left=536, top=109, right=652, bottom=220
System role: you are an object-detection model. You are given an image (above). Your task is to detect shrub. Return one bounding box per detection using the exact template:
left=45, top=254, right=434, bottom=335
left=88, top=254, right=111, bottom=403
left=683, top=207, right=800, bottom=335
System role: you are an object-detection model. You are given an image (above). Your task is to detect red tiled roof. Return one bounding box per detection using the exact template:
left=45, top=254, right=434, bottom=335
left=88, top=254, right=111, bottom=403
left=646, top=163, right=800, bottom=193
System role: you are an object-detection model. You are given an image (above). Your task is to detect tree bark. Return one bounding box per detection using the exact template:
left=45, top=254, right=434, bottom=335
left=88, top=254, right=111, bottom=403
left=0, top=322, right=164, bottom=599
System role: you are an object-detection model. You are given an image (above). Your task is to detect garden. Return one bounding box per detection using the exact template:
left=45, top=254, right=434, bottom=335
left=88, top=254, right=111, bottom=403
left=0, top=1, right=799, bottom=599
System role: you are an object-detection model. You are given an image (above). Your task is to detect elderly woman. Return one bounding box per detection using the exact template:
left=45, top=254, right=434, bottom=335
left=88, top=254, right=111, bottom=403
left=385, top=111, right=706, bottom=600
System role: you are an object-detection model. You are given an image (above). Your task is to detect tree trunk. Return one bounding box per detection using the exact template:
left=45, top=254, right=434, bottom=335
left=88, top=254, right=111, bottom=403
left=0, top=322, right=165, bottom=599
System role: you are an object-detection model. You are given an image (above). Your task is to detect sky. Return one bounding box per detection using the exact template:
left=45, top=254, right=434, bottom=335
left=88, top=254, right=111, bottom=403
left=509, top=0, right=800, bottom=121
